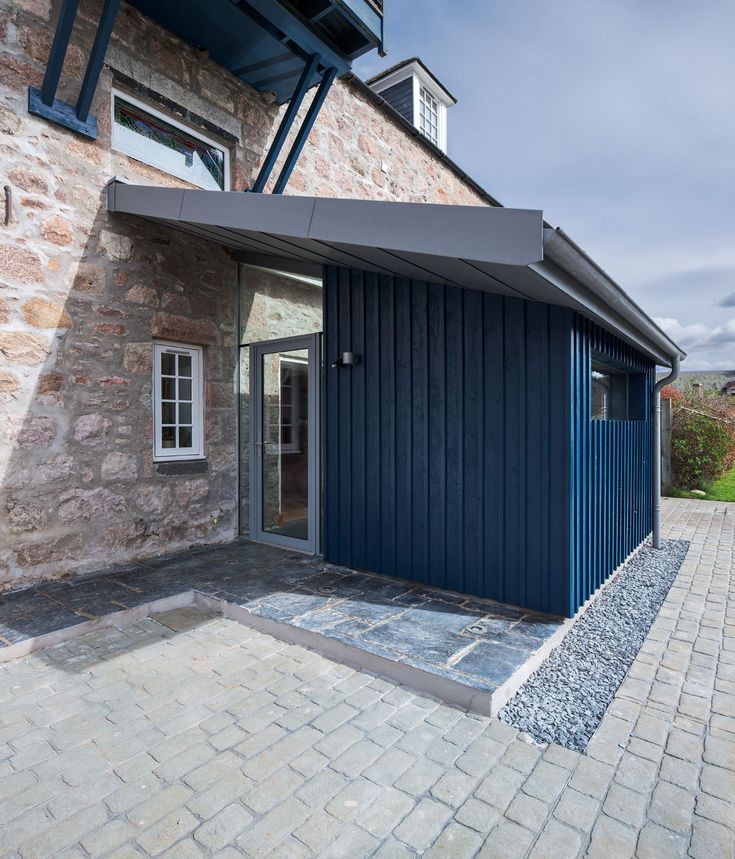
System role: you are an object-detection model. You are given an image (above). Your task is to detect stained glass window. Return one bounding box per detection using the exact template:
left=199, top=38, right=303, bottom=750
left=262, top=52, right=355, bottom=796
left=112, top=93, right=228, bottom=191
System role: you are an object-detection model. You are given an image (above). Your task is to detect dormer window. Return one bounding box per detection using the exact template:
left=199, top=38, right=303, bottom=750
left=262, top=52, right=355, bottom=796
left=419, top=86, right=440, bottom=147
left=367, top=58, right=456, bottom=154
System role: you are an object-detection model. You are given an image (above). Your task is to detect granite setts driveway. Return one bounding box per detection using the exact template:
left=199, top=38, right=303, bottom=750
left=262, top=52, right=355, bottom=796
left=0, top=497, right=733, bottom=857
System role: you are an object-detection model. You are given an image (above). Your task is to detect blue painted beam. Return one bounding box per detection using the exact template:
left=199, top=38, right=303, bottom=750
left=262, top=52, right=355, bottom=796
left=76, top=0, right=121, bottom=122
left=29, top=0, right=117, bottom=138
left=272, top=66, right=337, bottom=194
left=237, top=0, right=354, bottom=72
left=39, top=0, right=79, bottom=106
left=250, top=52, right=320, bottom=193
left=28, top=87, right=97, bottom=138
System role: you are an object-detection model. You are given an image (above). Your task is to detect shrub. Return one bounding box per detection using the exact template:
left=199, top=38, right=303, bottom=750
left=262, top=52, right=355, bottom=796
left=660, top=384, right=683, bottom=402
left=670, top=397, right=735, bottom=489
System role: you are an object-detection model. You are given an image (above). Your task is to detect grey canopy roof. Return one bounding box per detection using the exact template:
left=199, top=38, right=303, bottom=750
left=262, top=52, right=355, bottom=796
left=106, top=182, right=684, bottom=366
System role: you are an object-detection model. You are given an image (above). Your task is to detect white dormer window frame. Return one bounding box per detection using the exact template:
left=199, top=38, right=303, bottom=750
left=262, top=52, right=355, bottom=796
left=411, top=64, right=452, bottom=152
left=367, top=60, right=454, bottom=153
left=418, top=85, right=440, bottom=148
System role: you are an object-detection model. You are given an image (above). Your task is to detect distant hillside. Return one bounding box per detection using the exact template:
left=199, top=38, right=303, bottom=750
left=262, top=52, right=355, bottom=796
left=656, top=369, right=735, bottom=392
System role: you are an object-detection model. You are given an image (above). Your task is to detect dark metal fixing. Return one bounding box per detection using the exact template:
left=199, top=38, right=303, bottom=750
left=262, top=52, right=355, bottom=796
left=3, top=185, right=12, bottom=226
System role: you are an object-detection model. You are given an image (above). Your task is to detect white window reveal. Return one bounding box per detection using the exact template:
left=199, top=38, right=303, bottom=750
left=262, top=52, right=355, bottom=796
left=153, top=342, right=204, bottom=461
left=269, top=355, right=308, bottom=455
left=418, top=86, right=440, bottom=147
left=111, top=90, right=230, bottom=191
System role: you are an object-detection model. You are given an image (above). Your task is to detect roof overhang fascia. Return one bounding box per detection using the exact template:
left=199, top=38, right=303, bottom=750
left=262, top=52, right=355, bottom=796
left=106, top=182, right=544, bottom=267
left=106, top=182, right=684, bottom=366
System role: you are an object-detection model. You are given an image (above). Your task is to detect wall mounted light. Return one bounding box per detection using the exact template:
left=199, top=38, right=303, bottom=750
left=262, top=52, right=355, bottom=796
left=332, top=352, right=358, bottom=368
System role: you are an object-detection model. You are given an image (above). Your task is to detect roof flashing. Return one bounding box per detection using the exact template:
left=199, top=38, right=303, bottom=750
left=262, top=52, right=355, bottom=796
left=106, top=182, right=683, bottom=366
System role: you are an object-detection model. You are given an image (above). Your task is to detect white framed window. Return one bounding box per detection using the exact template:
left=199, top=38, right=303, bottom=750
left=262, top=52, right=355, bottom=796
left=153, top=342, right=204, bottom=461
left=266, top=355, right=308, bottom=455
left=418, top=86, right=440, bottom=147
left=111, top=89, right=230, bottom=191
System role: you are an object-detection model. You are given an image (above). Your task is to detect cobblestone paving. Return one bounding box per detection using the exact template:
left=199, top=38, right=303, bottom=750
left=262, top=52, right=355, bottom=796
left=0, top=498, right=733, bottom=857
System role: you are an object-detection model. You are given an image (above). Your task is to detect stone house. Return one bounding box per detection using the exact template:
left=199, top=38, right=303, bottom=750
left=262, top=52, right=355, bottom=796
left=1, top=0, right=683, bottom=618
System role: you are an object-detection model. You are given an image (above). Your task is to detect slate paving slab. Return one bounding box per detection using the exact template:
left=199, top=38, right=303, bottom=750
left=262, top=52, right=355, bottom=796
left=0, top=539, right=563, bottom=696
left=453, top=642, right=532, bottom=686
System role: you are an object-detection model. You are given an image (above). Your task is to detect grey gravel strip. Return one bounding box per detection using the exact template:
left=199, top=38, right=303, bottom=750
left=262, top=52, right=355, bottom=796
left=499, top=538, right=690, bottom=750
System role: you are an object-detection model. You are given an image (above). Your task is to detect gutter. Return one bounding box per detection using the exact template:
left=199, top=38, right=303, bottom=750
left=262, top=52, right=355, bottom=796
left=542, top=227, right=685, bottom=367
left=651, top=355, right=679, bottom=549
left=341, top=73, right=503, bottom=209
left=652, top=357, right=680, bottom=549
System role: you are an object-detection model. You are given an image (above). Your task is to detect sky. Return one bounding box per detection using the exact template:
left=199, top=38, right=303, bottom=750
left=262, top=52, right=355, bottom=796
left=354, top=0, right=735, bottom=370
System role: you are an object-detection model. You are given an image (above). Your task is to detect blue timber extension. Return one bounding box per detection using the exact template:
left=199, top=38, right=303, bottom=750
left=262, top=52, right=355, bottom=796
left=323, top=267, right=656, bottom=618
left=105, top=186, right=683, bottom=621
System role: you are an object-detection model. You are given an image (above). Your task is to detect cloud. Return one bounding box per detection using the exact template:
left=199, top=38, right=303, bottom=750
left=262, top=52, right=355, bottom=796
left=707, top=320, right=735, bottom=344
left=719, top=292, right=735, bottom=307
left=654, top=317, right=735, bottom=369
left=654, top=317, right=710, bottom=348
left=654, top=316, right=735, bottom=347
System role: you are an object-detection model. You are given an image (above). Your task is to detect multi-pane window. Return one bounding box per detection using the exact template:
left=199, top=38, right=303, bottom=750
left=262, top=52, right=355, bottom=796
left=419, top=86, right=440, bottom=146
left=111, top=90, right=229, bottom=191
left=271, top=357, right=307, bottom=454
left=153, top=343, right=204, bottom=460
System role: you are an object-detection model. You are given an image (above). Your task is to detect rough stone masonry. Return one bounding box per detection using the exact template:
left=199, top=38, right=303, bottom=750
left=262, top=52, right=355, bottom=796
left=0, top=0, right=489, bottom=591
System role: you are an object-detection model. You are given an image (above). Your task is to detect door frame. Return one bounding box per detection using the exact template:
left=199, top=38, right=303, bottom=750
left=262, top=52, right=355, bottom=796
left=249, top=333, right=321, bottom=553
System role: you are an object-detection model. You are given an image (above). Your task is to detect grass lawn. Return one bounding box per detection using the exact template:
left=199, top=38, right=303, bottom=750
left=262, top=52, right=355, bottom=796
left=666, top=463, right=735, bottom=502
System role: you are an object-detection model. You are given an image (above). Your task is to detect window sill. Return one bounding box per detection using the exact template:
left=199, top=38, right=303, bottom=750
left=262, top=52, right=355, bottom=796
left=155, top=459, right=208, bottom=476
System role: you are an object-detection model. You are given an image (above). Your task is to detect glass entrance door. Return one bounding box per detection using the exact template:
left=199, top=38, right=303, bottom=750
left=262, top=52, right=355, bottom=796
left=250, top=334, right=320, bottom=553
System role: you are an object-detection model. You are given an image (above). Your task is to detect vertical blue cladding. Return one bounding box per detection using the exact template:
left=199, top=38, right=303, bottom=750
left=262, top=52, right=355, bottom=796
left=350, top=269, right=366, bottom=568
left=444, top=286, right=463, bottom=593
left=363, top=272, right=381, bottom=574
left=569, top=315, right=655, bottom=612
left=323, top=266, right=573, bottom=617
left=323, top=269, right=653, bottom=617
left=378, top=275, right=396, bottom=576
left=463, top=288, right=483, bottom=597
left=427, top=283, right=447, bottom=591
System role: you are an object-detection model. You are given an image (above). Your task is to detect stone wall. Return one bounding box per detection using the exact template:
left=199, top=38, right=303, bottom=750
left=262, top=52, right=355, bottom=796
left=0, top=0, right=492, bottom=590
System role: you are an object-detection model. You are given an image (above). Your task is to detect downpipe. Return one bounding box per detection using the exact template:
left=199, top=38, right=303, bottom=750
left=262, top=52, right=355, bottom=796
left=652, top=355, right=680, bottom=549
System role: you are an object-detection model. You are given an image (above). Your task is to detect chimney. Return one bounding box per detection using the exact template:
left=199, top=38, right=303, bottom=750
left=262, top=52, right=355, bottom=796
left=366, top=58, right=456, bottom=153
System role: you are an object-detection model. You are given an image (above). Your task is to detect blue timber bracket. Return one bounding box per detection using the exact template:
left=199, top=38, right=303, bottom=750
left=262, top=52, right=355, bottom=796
left=28, top=0, right=121, bottom=139
left=250, top=55, right=338, bottom=194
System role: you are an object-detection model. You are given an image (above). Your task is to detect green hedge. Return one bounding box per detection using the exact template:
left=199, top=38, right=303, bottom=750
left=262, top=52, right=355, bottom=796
left=670, top=404, right=735, bottom=490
